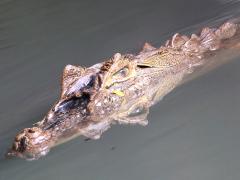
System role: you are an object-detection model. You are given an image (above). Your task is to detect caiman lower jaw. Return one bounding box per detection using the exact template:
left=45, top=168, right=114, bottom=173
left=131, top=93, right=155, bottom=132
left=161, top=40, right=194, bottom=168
left=7, top=127, right=53, bottom=160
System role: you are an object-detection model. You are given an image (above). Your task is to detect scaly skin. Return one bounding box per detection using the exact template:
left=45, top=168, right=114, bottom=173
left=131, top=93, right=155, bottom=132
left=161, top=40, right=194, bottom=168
left=7, top=21, right=240, bottom=160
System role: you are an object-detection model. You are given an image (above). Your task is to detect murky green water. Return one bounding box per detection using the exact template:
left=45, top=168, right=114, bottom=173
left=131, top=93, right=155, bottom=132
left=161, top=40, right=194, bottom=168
left=1, top=0, right=240, bottom=180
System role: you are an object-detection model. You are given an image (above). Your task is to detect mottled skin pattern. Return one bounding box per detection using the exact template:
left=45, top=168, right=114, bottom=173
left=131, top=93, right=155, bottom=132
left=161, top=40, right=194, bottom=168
left=7, top=21, right=240, bottom=160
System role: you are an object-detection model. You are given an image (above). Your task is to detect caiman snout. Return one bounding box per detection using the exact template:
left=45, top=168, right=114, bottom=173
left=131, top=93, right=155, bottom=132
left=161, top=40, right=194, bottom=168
left=7, top=127, right=52, bottom=160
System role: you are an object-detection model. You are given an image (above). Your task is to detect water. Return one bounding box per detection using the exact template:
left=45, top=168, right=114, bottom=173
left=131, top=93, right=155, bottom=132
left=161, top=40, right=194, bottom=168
left=1, top=0, right=240, bottom=179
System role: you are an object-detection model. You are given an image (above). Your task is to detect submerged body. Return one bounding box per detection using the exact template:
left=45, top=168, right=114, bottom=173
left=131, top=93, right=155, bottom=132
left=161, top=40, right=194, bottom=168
left=7, top=20, right=240, bottom=160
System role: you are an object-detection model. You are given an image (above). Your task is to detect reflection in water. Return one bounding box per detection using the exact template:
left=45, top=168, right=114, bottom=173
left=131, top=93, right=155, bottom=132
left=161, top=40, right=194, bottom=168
left=1, top=0, right=240, bottom=180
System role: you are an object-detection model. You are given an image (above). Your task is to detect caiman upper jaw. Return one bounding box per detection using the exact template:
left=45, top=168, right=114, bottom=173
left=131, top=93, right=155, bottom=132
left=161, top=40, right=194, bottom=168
left=7, top=127, right=52, bottom=160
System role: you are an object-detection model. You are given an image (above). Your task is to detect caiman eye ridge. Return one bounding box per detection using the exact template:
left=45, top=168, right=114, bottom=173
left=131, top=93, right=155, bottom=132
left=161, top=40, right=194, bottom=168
left=7, top=20, right=239, bottom=160
left=100, top=59, right=114, bottom=73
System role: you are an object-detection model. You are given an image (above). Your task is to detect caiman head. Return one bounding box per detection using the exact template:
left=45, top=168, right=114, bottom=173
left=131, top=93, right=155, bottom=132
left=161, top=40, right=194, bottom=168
left=8, top=47, right=163, bottom=160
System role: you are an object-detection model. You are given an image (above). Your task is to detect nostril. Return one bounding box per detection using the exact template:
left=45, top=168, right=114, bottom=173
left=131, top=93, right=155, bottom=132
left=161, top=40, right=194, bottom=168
left=28, top=129, right=35, bottom=133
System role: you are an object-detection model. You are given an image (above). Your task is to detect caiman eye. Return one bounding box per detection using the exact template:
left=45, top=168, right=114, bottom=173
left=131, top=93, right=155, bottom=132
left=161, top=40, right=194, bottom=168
left=113, top=66, right=129, bottom=78
left=103, top=61, right=135, bottom=88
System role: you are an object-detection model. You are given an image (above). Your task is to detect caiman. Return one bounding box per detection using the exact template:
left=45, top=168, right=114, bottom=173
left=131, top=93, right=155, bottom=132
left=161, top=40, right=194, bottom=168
left=7, top=20, right=240, bottom=160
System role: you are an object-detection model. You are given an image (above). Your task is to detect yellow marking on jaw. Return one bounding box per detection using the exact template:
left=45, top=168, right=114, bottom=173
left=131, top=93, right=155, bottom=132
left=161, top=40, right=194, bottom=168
left=112, top=90, right=125, bottom=97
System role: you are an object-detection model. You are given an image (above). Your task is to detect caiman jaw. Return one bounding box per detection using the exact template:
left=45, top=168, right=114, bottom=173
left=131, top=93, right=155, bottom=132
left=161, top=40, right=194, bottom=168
left=7, top=127, right=52, bottom=160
